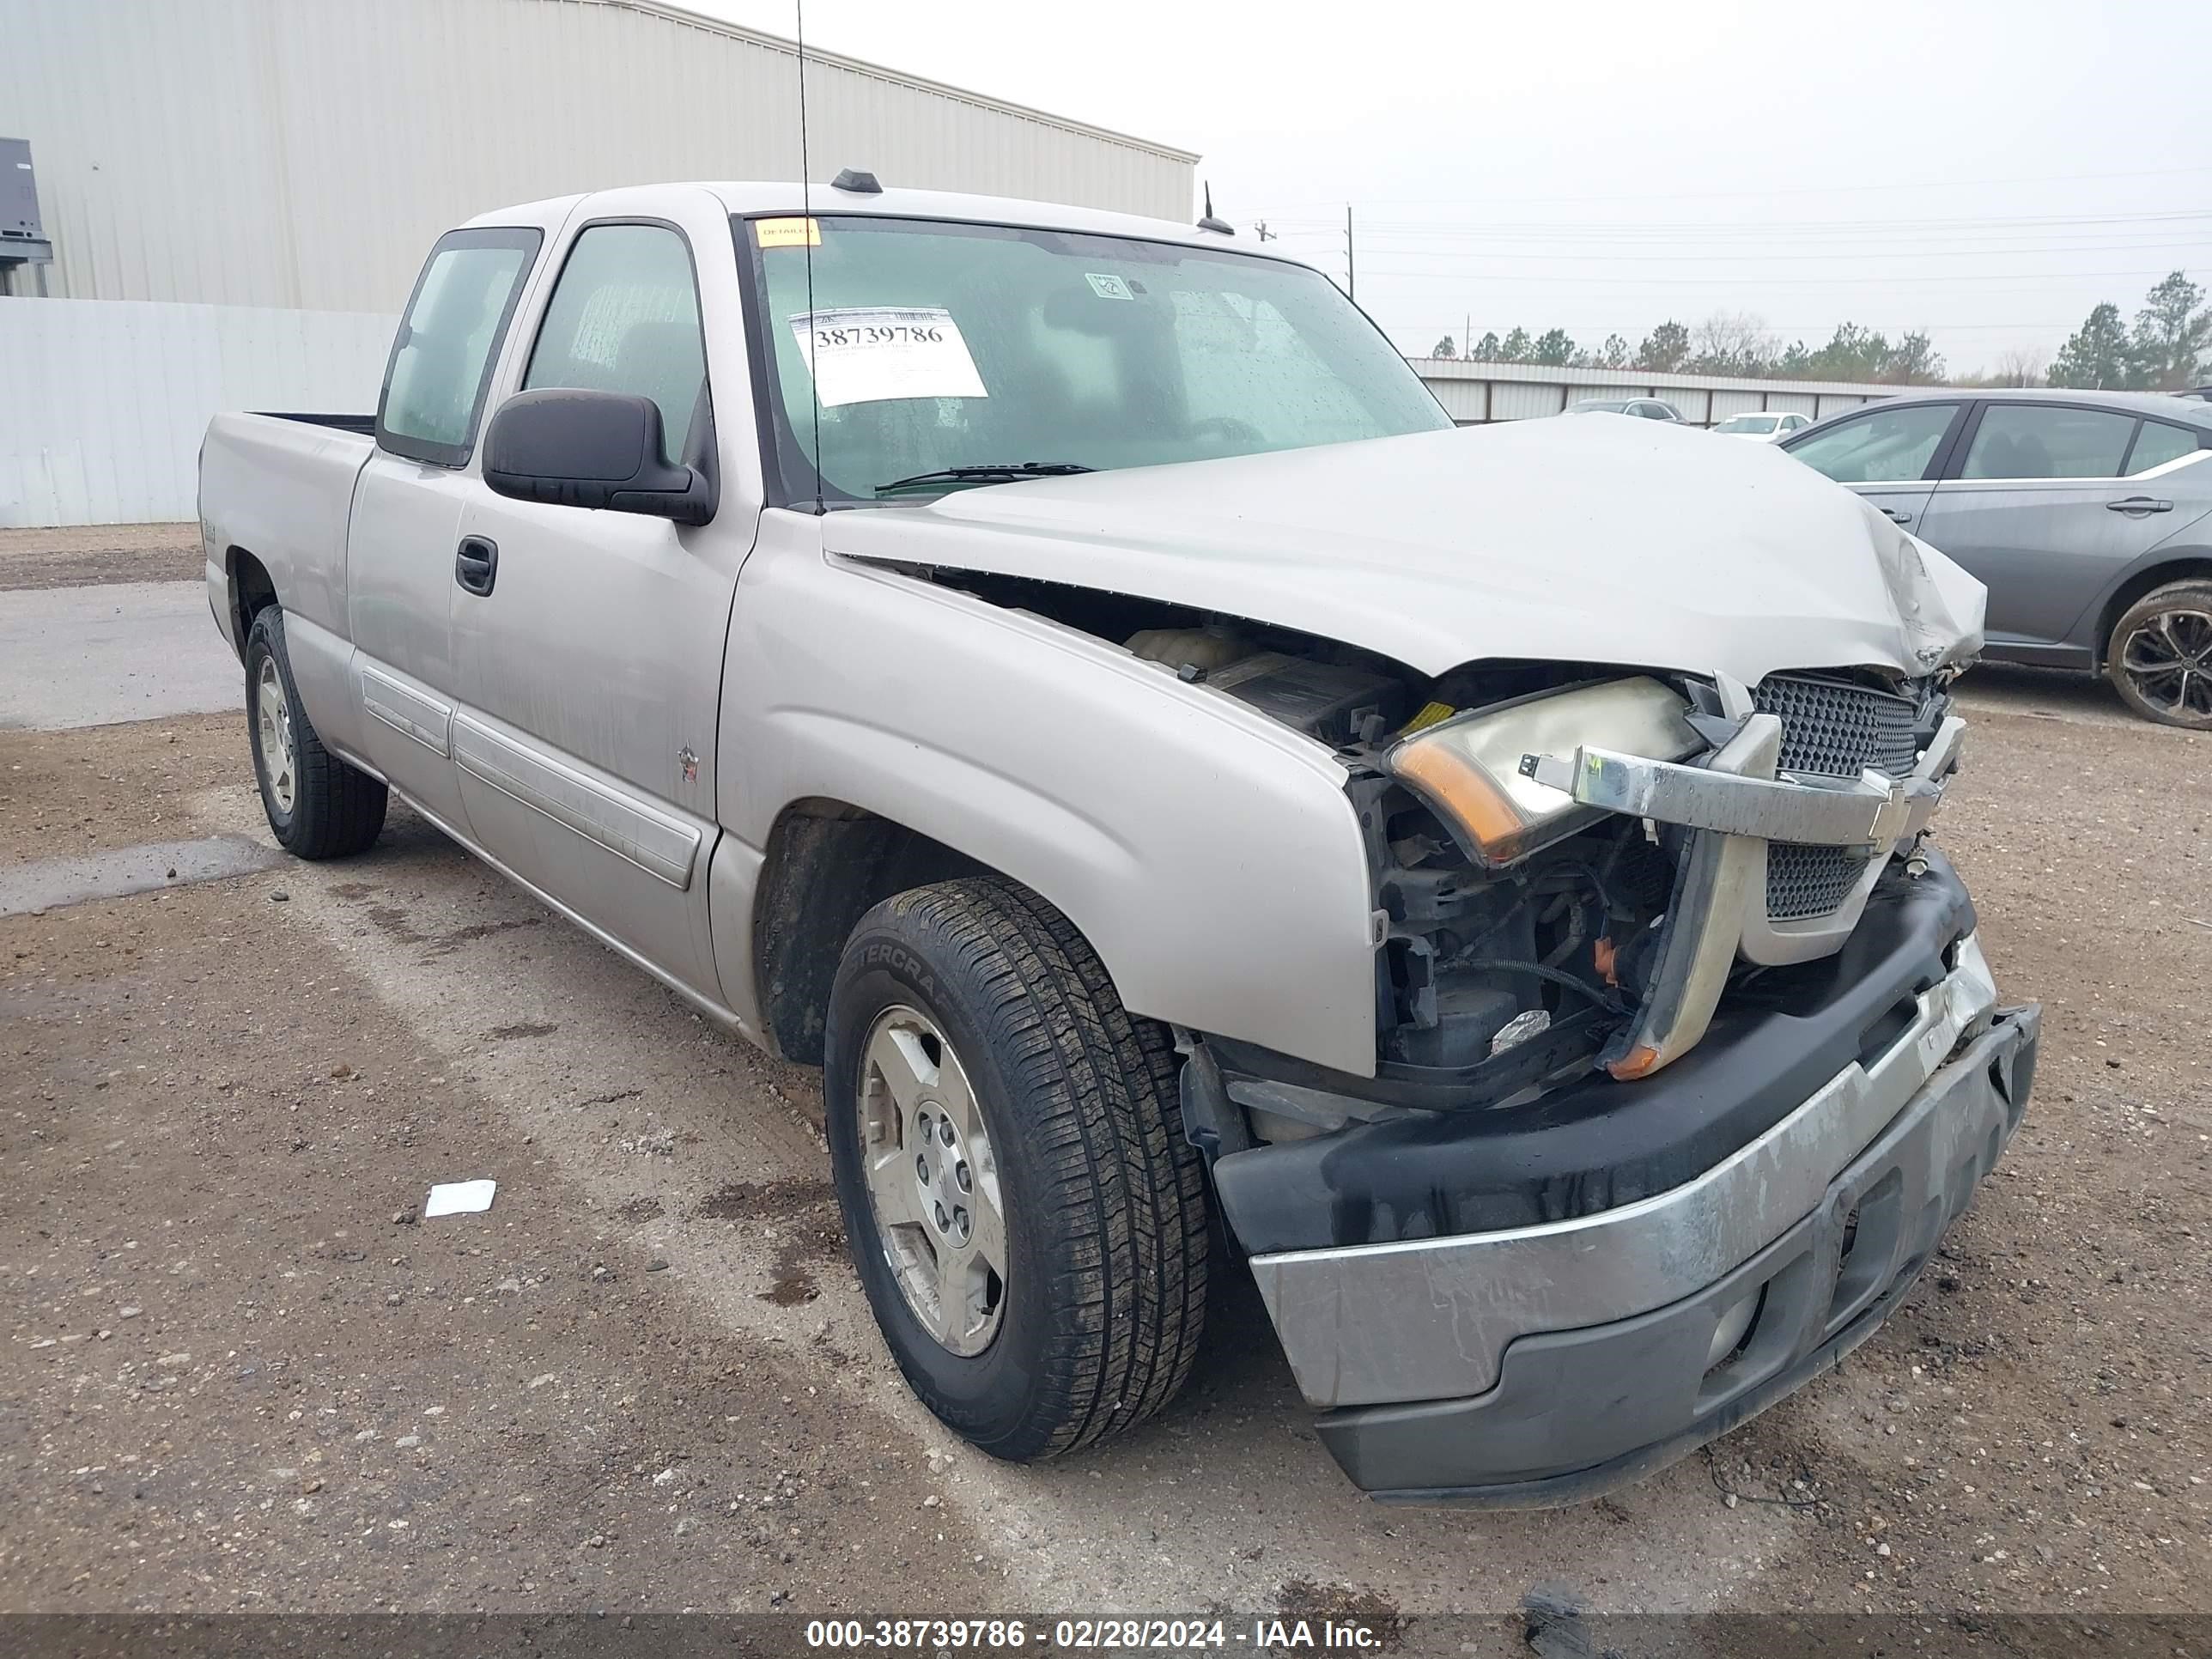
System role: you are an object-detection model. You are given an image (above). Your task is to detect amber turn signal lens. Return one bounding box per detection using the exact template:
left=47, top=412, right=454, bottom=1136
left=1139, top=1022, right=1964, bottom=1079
left=1386, top=677, right=1700, bottom=868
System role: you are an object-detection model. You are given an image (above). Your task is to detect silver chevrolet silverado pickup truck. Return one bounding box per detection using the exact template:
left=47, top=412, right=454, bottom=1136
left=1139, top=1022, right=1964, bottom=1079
left=200, top=178, right=2039, bottom=1506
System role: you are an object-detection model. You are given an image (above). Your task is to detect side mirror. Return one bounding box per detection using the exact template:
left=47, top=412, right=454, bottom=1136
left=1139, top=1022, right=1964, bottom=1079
left=483, top=389, right=714, bottom=526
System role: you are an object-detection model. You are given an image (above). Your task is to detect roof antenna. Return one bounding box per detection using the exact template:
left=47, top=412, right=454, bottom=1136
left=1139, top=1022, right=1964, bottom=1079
left=1196, top=182, right=1235, bottom=237
left=796, top=0, right=823, bottom=514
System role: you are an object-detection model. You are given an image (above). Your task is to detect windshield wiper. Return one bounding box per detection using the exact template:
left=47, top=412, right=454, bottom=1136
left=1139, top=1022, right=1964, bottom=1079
left=874, top=462, right=1095, bottom=495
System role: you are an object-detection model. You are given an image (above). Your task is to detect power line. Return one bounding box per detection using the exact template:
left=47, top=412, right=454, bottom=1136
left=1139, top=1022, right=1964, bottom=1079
left=1252, top=209, right=2212, bottom=238
left=1358, top=266, right=2193, bottom=286
left=1246, top=162, right=2212, bottom=211
left=1248, top=238, right=2212, bottom=266
left=1418, top=321, right=2077, bottom=334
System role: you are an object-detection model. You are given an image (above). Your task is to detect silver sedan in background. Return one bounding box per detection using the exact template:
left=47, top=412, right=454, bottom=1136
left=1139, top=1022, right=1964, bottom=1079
left=1779, top=388, right=2212, bottom=727
left=1565, top=396, right=1683, bottom=422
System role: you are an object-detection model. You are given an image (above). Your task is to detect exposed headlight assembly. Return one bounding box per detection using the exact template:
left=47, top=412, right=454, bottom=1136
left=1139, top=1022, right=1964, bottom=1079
left=1387, top=677, right=1702, bottom=866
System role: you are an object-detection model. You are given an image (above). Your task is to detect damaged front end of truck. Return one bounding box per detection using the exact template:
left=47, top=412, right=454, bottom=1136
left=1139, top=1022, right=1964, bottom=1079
left=834, top=417, right=2040, bottom=1504
left=1179, top=652, right=2038, bottom=1505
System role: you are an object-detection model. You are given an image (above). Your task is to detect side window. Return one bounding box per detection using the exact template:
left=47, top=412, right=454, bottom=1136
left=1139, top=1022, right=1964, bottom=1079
left=525, top=223, right=708, bottom=465
left=1961, top=404, right=2134, bottom=481
left=1786, top=403, right=1956, bottom=483
left=378, top=228, right=541, bottom=466
left=2126, top=420, right=2200, bottom=475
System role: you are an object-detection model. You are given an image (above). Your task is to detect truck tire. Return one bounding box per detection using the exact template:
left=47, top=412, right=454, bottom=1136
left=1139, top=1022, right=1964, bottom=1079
left=245, top=607, right=388, bottom=858
left=823, top=877, right=1210, bottom=1462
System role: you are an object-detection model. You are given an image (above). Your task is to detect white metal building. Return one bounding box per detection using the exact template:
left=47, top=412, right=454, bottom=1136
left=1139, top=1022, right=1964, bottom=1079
left=2, top=0, right=1198, bottom=311
left=1413, top=359, right=1898, bottom=427
left=0, top=0, right=1197, bottom=524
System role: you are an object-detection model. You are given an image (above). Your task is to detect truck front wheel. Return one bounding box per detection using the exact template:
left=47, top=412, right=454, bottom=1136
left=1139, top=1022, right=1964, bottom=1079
left=823, top=878, right=1210, bottom=1462
left=245, top=608, right=388, bottom=859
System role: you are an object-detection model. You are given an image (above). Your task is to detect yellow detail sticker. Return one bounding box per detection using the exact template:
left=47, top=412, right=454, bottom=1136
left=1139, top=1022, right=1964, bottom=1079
left=755, top=216, right=822, bottom=250
left=1401, top=700, right=1456, bottom=735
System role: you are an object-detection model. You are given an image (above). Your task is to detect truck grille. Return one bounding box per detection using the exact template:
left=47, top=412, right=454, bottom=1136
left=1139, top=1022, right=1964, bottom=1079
left=1753, top=675, right=1922, bottom=922
left=1766, top=842, right=1868, bottom=921
left=1753, top=674, right=1920, bottom=781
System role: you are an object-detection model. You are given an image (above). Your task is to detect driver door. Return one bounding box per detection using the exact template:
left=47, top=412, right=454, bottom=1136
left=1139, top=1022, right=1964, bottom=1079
left=449, top=194, right=754, bottom=1001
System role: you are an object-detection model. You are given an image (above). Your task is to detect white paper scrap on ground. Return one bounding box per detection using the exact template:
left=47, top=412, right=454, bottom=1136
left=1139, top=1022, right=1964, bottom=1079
left=423, top=1179, right=497, bottom=1218
left=788, top=307, right=987, bottom=407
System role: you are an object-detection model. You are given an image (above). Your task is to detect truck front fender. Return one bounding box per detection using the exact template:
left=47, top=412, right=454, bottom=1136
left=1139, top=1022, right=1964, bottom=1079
left=714, top=528, right=1381, bottom=1078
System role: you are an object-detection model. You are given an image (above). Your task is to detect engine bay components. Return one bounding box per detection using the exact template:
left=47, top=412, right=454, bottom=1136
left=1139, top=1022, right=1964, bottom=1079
left=1126, top=629, right=1407, bottom=745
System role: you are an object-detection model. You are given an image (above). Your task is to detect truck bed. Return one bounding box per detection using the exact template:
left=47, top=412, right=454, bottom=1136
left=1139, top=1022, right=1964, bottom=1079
left=200, top=410, right=376, bottom=660
left=256, top=411, right=377, bottom=434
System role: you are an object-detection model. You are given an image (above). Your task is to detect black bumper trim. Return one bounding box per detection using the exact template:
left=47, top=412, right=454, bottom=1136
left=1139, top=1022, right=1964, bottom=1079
left=1212, top=850, right=1977, bottom=1252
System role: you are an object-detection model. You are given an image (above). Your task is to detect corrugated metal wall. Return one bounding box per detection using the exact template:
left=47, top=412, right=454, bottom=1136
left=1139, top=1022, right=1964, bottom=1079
left=0, top=299, right=393, bottom=525
left=1415, top=360, right=1896, bottom=426
left=3, top=0, right=1197, bottom=315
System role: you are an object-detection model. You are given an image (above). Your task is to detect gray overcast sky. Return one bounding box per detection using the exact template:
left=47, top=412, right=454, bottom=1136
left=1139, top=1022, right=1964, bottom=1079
left=701, top=0, right=2212, bottom=375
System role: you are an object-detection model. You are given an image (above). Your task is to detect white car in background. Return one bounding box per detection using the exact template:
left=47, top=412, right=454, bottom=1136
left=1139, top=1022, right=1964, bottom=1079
left=1712, top=412, right=1812, bottom=441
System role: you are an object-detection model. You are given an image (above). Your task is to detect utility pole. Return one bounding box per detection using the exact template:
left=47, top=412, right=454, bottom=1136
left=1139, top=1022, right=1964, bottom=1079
left=1254, top=219, right=1275, bottom=242
left=1344, top=204, right=1355, bottom=301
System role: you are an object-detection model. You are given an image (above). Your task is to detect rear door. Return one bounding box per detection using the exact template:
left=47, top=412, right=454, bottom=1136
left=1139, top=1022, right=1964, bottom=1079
left=448, top=195, right=746, bottom=1000
left=1915, top=402, right=2200, bottom=659
left=350, top=227, right=542, bottom=827
left=1778, top=399, right=1964, bottom=534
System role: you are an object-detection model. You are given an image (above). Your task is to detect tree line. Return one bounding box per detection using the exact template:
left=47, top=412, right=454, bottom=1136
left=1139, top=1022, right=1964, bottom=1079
left=2045, top=271, right=2211, bottom=391
left=1425, top=270, right=2212, bottom=391
left=1428, top=313, right=1943, bottom=383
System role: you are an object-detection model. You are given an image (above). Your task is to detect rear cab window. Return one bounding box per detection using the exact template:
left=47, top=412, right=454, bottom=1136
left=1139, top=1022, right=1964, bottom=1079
left=377, top=228, right=543, bottom=466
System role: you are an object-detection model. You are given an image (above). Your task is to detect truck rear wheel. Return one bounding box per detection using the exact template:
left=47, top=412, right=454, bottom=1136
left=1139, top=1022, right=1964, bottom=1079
left=246, top=607, right=388, bottom=859
left=823, top=877, right=1209, bottom=1462
left=2108, top=580, right=2212, bottom=729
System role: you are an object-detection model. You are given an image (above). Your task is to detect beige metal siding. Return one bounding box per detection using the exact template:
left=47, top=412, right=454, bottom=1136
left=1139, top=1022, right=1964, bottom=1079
left=3, top=0, right=1196, bottom=313
left=0, top=298, right=392, bottom=526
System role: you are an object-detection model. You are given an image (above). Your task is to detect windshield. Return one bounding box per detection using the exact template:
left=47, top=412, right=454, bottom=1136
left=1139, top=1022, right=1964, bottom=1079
left=740, top=215, right=1449, bottom=501
left=1569, top=400, right=1630, bottom=414
left=1717, top=415, right=1779, bottom=433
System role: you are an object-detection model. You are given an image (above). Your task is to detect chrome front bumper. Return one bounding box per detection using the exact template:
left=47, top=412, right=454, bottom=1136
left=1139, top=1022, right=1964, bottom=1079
left=1524, top=712, right=1964, bottom=853
left=1528, top=708, right=1966, bottom=1080
left=1249, top=932, right=2008, bottom=1412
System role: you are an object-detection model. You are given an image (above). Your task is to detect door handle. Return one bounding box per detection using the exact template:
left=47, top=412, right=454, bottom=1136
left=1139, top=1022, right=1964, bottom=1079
left=1880, top=507, right=1913, bottom=524
left=2106, top=497, right=2172, bottom=514
left=454, top=535, right=499, bottom=596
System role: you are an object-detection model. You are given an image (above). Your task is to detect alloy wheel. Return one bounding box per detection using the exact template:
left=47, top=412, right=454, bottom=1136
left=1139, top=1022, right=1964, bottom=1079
left=255, top=656, right=297, bottom=815
left=2118, top=606, right=2212, bottom=722
left=854, top=1005, right=1008, bottom=1357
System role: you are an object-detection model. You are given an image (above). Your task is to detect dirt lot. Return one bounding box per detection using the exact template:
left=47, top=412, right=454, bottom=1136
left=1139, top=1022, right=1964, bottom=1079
left=0, top=524, right=204, bottom=592
left=2, top=559, right=2208, bottom=1629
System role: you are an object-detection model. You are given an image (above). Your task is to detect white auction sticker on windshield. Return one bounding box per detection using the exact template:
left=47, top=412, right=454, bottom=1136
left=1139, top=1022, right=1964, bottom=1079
left=787, top=307, right=987, bottom=407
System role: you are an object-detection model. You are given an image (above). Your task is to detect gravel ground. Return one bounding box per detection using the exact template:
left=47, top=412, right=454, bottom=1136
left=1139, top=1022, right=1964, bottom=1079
left=0, top=525, right=204, bottom=592
left=2, top=629, right=2207, bottom=1624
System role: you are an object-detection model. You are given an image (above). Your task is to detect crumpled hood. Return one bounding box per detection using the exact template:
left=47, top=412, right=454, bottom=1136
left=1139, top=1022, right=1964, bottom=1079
left=827, top=418, right=1985, bottom=686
